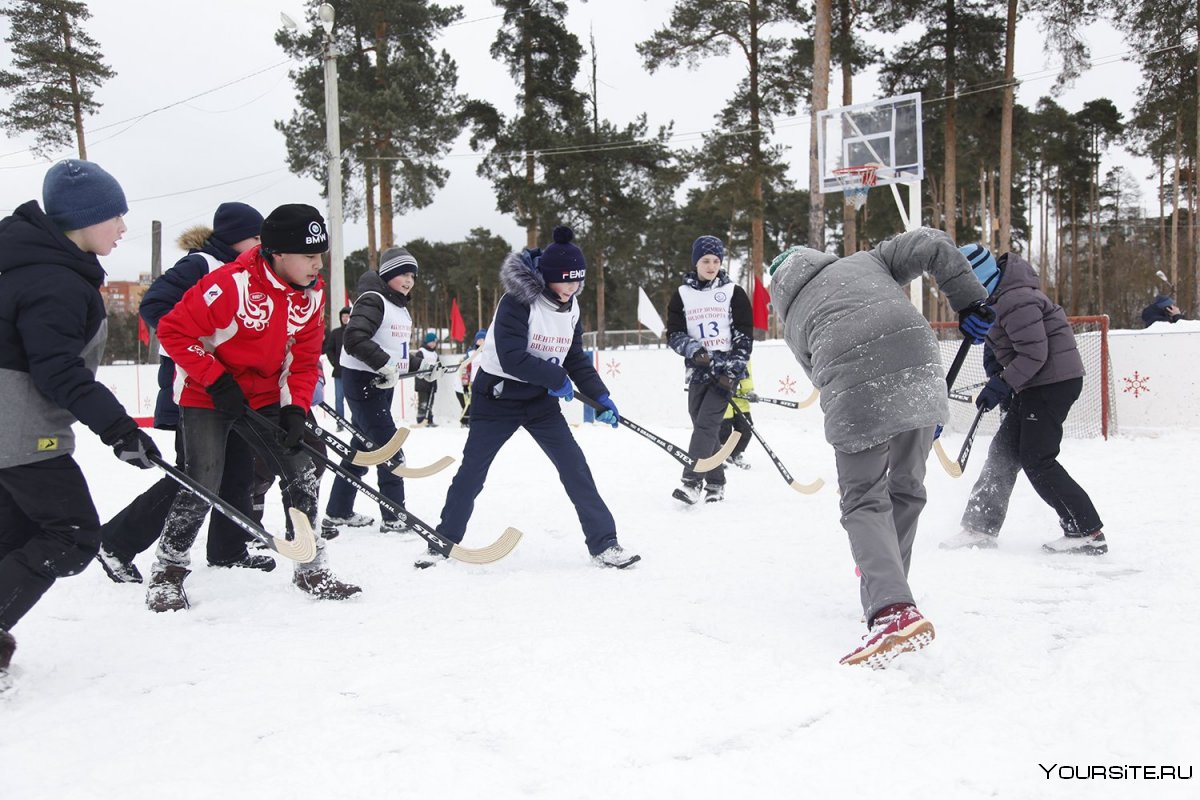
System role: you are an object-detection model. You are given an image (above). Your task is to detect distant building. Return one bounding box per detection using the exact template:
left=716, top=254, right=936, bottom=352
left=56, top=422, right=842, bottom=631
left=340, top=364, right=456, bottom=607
left=101, top=280, right=147, bottom=316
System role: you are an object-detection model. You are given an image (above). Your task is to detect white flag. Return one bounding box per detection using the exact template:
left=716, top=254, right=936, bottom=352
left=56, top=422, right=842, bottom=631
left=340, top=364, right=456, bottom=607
left=637, top=286, right=665, bottom=337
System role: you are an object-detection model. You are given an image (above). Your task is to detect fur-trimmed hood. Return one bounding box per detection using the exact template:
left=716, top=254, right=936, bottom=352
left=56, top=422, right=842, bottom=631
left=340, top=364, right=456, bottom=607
left=500, top=250, right=583, bottom=309
left=176, top=225, right=212, bottom=252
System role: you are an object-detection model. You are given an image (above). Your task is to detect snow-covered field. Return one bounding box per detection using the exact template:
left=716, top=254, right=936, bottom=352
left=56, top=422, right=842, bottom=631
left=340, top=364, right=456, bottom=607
left=2, top=398, right=1197, bottom=799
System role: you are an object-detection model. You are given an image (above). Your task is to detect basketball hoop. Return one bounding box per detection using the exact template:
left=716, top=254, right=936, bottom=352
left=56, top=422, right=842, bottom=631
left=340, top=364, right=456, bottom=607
left=832, top=164, right=880, bottom=210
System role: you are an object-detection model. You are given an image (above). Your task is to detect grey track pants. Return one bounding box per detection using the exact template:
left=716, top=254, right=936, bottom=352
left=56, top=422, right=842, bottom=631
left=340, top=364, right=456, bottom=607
left=834, top=426, right=933, bottom=626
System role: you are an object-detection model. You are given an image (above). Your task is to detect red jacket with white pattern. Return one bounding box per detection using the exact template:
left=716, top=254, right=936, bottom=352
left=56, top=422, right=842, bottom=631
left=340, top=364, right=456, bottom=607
left=157, top=245, right=325, bottom=412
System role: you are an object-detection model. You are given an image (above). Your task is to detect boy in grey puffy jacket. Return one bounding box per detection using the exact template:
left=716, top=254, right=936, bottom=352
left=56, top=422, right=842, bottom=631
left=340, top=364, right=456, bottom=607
left=769, top=227, right=990, bottom=668
left=942, top=245, right=1106, bottom=555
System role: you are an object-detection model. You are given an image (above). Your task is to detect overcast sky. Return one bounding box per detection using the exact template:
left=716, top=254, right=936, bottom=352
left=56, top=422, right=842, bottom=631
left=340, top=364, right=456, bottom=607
left=0, top=0, right=1147, bottom=282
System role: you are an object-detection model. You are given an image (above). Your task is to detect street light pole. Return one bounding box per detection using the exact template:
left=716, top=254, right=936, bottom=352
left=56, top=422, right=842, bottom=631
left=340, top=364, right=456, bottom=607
left=318, top=2, right=345, bottom=328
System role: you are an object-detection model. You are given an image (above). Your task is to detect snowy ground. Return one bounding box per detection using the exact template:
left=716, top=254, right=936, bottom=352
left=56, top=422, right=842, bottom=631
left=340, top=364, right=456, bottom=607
left=2, top=401, right=1198, bottom=799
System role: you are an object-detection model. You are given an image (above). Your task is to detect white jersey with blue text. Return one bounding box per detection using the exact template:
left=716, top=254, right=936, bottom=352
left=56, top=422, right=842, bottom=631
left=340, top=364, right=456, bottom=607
left=476, top=295, right=579, bottom=383
left=339, top=292, right=413, bottom=373
left=677, top=284, right=734, bottom=353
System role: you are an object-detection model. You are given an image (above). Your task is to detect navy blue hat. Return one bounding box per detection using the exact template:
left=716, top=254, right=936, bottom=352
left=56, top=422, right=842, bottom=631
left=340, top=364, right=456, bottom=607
left=474, top=329, right=487, bottom=342
left=960, top=243, right=1000, bottom=295
left=260, top=204, right=328, bottom=254
left=539, top=225, right=586, bottom=283
left=42, top=159, right=128, bottom=231
left=212, top=202, right=263, bottom=246
left=691, top=235, right=725, bottom=265
left=1154, top=293, right=1174, bottom=308
left=378, top=246, right=418, bottom=280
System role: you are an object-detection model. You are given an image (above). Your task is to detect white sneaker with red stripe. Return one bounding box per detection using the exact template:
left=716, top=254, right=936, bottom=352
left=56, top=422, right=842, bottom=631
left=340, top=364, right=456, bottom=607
left=840, top=604, right=935, bottom=669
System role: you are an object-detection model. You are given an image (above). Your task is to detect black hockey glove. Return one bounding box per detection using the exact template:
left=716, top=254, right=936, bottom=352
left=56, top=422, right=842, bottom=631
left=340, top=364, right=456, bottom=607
left=689, top=347, right=712, bottom=368
left=711, top=373, right=735, bottom=398
left=278, top=405, right=307, bottom=452
left=207, top=373, right=247, bottom=418
left=100, top=418, right=161, bottom=470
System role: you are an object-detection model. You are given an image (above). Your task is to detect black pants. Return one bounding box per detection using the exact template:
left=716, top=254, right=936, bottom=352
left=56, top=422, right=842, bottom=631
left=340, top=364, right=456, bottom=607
left=718, top=410, right=752, bottom=460
left=962, top=377, right=1103, bottom=536
left=154, top=406, right=324, bottom=571
left=0, top=456, right=101, bottom=630
left=683, top=382, right=729, bottom=485
left=416, top=379, right=437, bottom=423
left=325, top=369, right=404, bottom=521
left=100, top=427, right=254, bottom=565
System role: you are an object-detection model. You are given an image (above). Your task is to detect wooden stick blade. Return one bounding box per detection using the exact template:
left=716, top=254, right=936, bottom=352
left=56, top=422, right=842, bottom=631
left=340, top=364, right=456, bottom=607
left=932, top=440, right=963, bottom=478
left=789, top=477, right=825, bottom=494
left=448, top=527, right=523, bottom=564
left=390, top=455, right=455, bottom=479
left=797, top=387, right=819, bottom=409
left=349, top=428, right=409, bottom=466
left=695, top=431, right=741, bottom=472
left=273, top=508, right=319, bottom=563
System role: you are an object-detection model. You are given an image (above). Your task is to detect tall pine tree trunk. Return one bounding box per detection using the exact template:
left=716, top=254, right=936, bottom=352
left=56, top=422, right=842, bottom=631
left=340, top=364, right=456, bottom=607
left=998, top=0, right=1017, bottom=252
left=943, top=0, right=958, bottom=240
left=58, top=11, right=87, bottom=159
left=1172, top=114, right=1183, bottom=287
left=365, top=161, right=378, bottom=270
left=808, top=0, right=831, bottom=254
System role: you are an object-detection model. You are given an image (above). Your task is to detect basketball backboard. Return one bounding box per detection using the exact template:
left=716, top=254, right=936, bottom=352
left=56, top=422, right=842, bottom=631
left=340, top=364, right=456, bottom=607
left=817, top=92, right=924, bottom=194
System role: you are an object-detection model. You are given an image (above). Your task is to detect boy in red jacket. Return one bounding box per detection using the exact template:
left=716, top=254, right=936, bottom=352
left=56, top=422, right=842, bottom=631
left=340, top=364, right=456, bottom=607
left=148, top=204, right=360, bottom=611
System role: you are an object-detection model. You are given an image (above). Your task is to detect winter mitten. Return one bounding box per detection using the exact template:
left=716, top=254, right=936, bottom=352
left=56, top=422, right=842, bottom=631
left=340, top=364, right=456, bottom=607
left=711, top=373, right=735, bottom=398
left=958, top=301, right=996, bottom=344
left=689, top=347, right=712, bottom=368
left=278, top=405, right=307, bottom=452
left=100, top=418, right=161, bottom=470
left=374, top=362, right=401, bottom=389
left=976, top=375, right=1012, bottom=412
left=548, top=376, right=574, bottom=401
left=207, top=373, right=247, bottom=417
left=742, top=391, right=759, bottom=402
left=596, top=393, right=619, bottom=428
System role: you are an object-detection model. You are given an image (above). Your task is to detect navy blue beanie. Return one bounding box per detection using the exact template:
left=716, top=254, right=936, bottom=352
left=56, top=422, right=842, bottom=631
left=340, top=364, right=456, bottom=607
left=42, top=159, right=128, bottom=231
left=1154, top=294, right=1174, bottom=308
left=539, top=225, right=586, bottom=283
left=691, top=235, right=725, bottom=265
left=212, top=202, right=263, bottom=246
left=474, top=329, right=487, bottom=343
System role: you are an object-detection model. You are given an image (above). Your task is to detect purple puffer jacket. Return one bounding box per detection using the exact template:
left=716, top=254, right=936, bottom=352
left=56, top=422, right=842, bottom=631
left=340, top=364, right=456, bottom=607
left=985, top=253, right=1084, bottom=392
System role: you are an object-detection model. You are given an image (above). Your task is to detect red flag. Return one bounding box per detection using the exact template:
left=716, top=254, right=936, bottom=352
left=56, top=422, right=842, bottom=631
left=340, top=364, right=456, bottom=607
left=449, top=297, right=466, bottom=342
left=138, top=316, right=151, bottom=346
left=752, top=276, right=770, bottom=331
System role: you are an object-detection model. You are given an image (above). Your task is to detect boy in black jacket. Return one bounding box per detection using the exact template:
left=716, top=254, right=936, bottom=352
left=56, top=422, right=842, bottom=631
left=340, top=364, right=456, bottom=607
left=0, top=160, right=159, bottom=690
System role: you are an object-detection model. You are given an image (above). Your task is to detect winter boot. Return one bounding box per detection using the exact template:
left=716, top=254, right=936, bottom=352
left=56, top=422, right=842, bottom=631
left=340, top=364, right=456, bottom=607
left=320, top=512, right=375, bottom=539
left=146, top=566, right=191, bottom=613
left=293, top=569, right=362, bottom=600
left=208, top=553, right=277, bottom=572
left=96, top=545, right=143, bottom=584
left=381, top=518, right=411, bottom=534
left=672, top=480, right=703, bottom=506
left=414, top=547, right=449, bottom=569
left=704, top=484, right=725, bottom=503
left=1042, top=530, right=1107, bottom=555
left=0, top=628, right=14, bottom=695
left=939, top=528, right=998, bottom=550
left=840, top=604, right=935, bottom=669
left=726, top=453, right=751, bottom=470
left=592, top=545, right=641, bottom=569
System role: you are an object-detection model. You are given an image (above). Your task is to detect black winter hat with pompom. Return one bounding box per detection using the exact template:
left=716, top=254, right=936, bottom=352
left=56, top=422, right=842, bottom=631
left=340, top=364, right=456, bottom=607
left=538, top=225, right=586, bottom=283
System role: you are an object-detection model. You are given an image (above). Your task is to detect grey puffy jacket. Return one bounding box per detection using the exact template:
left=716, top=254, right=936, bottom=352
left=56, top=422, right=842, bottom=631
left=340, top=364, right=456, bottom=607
left=769, top=227, right=987, bottom=453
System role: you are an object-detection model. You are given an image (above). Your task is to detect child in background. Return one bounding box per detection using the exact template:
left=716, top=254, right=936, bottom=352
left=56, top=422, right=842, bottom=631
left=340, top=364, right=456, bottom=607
left=720, top=364, right=755, bottom=470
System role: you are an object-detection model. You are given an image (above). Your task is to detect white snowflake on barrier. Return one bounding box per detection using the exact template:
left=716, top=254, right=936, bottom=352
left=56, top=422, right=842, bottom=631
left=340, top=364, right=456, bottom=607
left=778, top=376, right=797, bottom=395
left=604, top=358, right=622, bottom=378
left=1122, top=371, right=1151, bottom=398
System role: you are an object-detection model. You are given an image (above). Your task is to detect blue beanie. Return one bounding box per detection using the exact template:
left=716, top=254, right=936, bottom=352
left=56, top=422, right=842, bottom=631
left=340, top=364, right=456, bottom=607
left=42, top=159, right=128, bottom=231
left=1154, top=294, right=1174, bottom=308
left=212, top=202, right=263, bottom=246
left=474, top=329, right=487, bottom=342
left=692, top=235, right=725, bottom=265
left=539, top=225, right=586, bottom=283
left=960, top=243, right=1000, bottom=296
left=423, top=332, right=438, bottom=345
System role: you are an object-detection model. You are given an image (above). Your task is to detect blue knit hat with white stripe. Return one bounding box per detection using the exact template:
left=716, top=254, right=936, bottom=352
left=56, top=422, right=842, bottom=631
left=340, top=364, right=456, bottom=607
left=960, top=243, right=1000, bottom=296
left=378, top=246, right=418, bottom=280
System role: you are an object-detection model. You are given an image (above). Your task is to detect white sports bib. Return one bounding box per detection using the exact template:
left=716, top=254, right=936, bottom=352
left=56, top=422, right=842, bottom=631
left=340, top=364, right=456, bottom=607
left=477, top=295, right=579, bottom=382
left=340, top=292, right=413, bottom=373
left=678, top=284, right=734, bottom=353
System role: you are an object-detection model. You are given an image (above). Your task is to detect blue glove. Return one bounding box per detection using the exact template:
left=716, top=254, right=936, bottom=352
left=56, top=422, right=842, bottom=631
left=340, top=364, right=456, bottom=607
left=958, top=301, right=995, bottom=344
left=596, top=393, right=619, bottom=428
left=548, top=376, right=573, bottom=401
left=933, top=424, right=943, bottom=441
left=976, top=375, right=1012, bottom=411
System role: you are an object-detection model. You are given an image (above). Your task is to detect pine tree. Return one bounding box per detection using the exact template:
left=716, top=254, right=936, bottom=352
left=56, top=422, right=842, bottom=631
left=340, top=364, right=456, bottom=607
left=0, top=0, right=115, bottom=159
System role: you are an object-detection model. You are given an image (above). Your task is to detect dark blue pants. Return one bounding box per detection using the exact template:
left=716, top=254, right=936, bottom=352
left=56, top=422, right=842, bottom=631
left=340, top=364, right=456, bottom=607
left=0, top=456, right=101, bottom=630
left=962, top=377, right=1103, bottom=536
left=437, top=391, right=617, bottom=556
left=324, top=368, right=405, bottom=521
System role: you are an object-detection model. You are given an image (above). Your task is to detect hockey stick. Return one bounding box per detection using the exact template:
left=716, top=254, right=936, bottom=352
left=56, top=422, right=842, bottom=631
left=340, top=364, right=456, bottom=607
left=306, top=416, right=406, bottom=467
left=574, top=391, right=739, bottom=472
left=737, top=388, right=819, bottom=410
left=933, top=337, right=975, bottom=477
left=317, top=402, right=448, bottom=477
left=148, top=453, right=318, bottom=563
left=950, top=381, right=987, bottom=404
left=245, top=409, right=520, bottom=564
left=319, top=402, right=409, bottom=452
left=305, top=419, right=454, bottom=479
left=370, top=359, right=467, bottom=389
left=731, top=407, right=823, bottom=494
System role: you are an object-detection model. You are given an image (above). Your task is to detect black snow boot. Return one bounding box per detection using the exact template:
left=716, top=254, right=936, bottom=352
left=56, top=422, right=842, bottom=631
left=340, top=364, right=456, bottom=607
left=146, top=566, right=191, bottom=612
left=293, top=569, right=362, bottom=600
